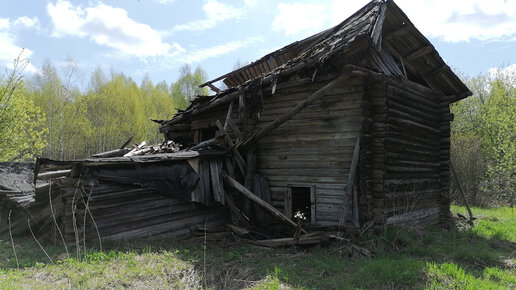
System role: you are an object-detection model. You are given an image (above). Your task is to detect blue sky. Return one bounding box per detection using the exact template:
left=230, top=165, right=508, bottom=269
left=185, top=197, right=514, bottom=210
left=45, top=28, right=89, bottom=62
left=1, top=0, right=516, bottom=89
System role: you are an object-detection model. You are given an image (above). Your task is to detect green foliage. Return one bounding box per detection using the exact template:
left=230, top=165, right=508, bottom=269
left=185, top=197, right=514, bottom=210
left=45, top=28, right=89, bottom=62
left=27, top=62, right=183, bottom=159
left=452, top=67, right=516, bottom=206
left=170, top=64, right=209, bottom=110
left=0, top=57, right=47, bottom=161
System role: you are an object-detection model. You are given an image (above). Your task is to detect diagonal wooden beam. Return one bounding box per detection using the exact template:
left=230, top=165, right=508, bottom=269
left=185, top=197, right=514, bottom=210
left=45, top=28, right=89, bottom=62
left=238, top=73, right=351, bottom=151
left=224, top=175, right=306, bottom=233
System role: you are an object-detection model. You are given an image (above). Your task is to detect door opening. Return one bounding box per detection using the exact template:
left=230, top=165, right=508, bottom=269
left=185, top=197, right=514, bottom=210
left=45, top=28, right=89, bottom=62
left=287, top=186, right=315, bottom=224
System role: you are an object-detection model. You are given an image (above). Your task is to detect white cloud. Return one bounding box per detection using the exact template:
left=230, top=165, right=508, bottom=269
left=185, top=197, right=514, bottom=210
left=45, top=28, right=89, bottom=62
left=396, top=0, right=516, bottom=42
left=272, top=1, right=368, bottom=37
left=272, top=0, right=516, bottom=43
left=0, top=18, right=37, bottom=72
left=0, top=18, right=10, bottom=30
left=181, top=37, right=262, bottom=63
left=272, top=3, right=327, bottom=37
left=13, top=16, right=40, bottom=29
left=47, top=1, right=176, bottom=57
left=173, top=0, right=242, bottom=32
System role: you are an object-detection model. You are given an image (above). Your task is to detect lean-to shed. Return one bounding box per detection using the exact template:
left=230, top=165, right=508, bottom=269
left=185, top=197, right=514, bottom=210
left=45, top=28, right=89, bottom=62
left=159, top=0, right=471, bottom=228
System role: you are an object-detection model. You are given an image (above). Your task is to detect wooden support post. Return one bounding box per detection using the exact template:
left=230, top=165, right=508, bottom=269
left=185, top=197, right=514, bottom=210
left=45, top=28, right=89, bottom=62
left=238, top=73, right=351, bottom=151
left=339, top=135, right=361, bottom=227
left=224, top=175, right=306, bottom=233
left=450, top=161, right=474, bottom=221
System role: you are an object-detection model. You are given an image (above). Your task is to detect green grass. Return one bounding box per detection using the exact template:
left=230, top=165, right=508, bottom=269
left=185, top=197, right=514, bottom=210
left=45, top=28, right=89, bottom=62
left=1, top=206, right=515, bottom=289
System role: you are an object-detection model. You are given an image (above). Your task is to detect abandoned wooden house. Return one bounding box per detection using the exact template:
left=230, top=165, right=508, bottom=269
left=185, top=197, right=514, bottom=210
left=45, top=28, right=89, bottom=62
left=159, top=0, right=471, bottom=229
left=0, top=0, right=471, bottom=244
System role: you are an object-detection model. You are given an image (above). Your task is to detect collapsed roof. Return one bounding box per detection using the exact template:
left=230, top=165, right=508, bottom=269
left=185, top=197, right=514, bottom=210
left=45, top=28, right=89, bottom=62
left=163, top=0, right=470, bottom=130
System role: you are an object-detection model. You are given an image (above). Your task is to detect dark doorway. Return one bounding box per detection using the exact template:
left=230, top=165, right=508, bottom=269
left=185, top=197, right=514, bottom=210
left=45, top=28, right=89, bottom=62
left=289, top=186, right=313, bottom=223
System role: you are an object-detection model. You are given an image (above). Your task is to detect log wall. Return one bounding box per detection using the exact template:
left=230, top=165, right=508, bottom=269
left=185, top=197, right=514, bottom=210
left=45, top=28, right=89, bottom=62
left=371, top=79, right=444, bottom=226
left=254, top=77, right=366, bottom=226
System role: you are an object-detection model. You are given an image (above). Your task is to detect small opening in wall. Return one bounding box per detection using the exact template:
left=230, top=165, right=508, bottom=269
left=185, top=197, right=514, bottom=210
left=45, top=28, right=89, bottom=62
left=290, top=186, right=312, bottom=223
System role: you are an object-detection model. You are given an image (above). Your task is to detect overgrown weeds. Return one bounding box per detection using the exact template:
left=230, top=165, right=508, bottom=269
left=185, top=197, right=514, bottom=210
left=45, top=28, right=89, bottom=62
left=0, top=206, right=514, bottom=289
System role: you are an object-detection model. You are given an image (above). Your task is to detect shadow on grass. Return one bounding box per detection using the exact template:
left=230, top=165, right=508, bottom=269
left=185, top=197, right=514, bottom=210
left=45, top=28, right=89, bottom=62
left=1, top=209, right=515, bottom=288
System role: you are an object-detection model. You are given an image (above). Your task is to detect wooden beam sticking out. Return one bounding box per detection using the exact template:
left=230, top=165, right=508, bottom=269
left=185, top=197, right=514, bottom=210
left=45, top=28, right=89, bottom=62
left=223, top=101, right=234, bottom=131
left=339, top=135, right=361, bottom=227
left=384, top=25, right=411, bottom=41
left=206, top=83, right=220, bottom=93
left=239, top=73, right=351, bottom=151
left=224, top=175, right=306, bottom=233
left=405, top=46, right=433, bottom=62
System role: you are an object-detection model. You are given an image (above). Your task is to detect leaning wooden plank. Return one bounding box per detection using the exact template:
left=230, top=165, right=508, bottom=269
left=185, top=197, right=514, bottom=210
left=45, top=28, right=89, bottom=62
left=224, top=175, right=306, bottom=233
left=37, top=169, right=71, bottom=180
left=210, top=160, right=225, bottom=204
left=239, top=73, right=351, bottom=150
left=248, top=236, right=328, bottom=247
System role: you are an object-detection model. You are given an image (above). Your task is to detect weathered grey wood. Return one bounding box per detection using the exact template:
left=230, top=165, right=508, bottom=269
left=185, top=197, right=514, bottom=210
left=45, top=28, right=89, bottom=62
left=223, top=175, right=306, bottom=233
left=239, top=73, right=352, bottom=150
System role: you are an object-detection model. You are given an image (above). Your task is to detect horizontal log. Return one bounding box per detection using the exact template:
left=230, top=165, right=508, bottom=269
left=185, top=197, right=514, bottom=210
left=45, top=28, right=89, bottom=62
left=92, top=148, right=131, bottom=158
